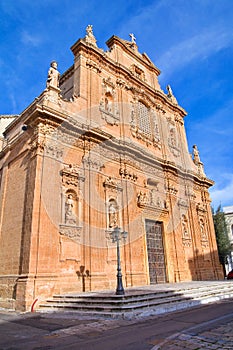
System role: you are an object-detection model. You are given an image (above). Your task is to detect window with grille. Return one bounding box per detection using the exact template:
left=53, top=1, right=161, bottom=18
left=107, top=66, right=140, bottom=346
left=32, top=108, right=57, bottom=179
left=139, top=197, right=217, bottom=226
left=137, top=102, right=152, bottom=137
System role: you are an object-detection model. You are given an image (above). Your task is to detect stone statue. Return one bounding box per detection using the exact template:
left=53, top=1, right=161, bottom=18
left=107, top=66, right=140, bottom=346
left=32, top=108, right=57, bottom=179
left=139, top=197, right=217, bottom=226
left=85, top=24, right=97, bottom=47
left=46, top=61, right=59, bottom=88
left=192, top=145, right=201, bottom=165
left=137, top=191, right=147, bottom=205
left=109, top=202, right=118, bottom=228
left=182, top=215, right=189, bottom=237
left=166, top=85, right=173, bottom=97
left=166, top=85, right=178, bottom=104
left=86, top=24, right=93, bottom=35
left=200, top=219, right=207, bottom=239
left=65, top=194, right=76, bottom=225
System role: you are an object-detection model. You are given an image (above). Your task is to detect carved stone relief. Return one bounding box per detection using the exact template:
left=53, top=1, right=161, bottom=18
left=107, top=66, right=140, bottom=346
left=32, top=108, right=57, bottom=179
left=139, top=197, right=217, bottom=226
left=99, top=77, right=119, bottom=125
left=86, top=59, right=101, bottom=73
left=103, top=176, right=122, bottom=193
left=61, top=164, right=80, bottom=187
left=59, top=225, right=81, bottom=243
left=167, top=122, right=180, bottom=157
left=178, top=198, right=189, bottom=208
left=45, top=143, right=63, bottom=159
left=165, top=184, right=178, bottom=195
left=129, top=64, right=145, bottom=81
left=199, top=217, right=209, bottom=248
left=181, top=214, right=192, bottom=247
left=119, top=166, right=138, bottom=182
left=137, top=190, right=168, bottom=212
left=196, top=202, right=207, bottom=214
left=82, top=150, right=104, bottom=171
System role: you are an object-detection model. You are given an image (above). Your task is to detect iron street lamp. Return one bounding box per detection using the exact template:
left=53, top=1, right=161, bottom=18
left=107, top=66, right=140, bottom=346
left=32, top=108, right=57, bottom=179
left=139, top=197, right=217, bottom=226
left=110, top=226, right=128, bottom=295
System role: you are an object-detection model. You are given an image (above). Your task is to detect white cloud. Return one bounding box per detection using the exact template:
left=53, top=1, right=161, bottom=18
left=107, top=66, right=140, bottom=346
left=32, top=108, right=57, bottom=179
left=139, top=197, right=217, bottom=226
left=210, top=174, right=233, bottom=208
left=21, top=31, right=42, bottom=47
left=157, top=26, right=233, bottom=79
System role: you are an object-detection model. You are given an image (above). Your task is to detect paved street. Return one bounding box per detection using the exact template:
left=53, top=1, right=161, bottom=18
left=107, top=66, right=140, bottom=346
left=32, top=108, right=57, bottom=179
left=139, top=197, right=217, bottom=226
left=0, top=299, right=233, bottom=349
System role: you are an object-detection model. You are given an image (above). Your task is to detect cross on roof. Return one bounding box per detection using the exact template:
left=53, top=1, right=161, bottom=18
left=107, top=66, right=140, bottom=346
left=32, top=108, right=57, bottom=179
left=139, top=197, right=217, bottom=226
left=129, top=33, right=136, bottom=44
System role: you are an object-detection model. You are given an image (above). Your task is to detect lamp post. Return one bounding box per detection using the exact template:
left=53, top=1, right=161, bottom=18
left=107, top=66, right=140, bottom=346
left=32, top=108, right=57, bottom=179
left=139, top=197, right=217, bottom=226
left=110, top=226, right=128, bottom=295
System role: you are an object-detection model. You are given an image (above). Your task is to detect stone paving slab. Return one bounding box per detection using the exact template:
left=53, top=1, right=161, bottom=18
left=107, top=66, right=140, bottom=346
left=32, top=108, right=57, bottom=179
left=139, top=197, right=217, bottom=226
left=153, top=313, right=233, bottom=349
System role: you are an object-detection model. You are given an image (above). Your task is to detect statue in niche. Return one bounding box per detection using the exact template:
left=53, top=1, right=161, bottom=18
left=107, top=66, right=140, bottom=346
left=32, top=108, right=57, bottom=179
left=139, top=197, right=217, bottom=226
left=182, top=215, right=189, bottom=237
left=200, top=218, right=207, bottom=239
left=109, top=201, right=118, bottom=228
left=65, top=193, right=76, bottom=225
left=137, top=191, right=147, bottom=205
left=104, top=97, right=112, bottom=113
left=46, top=61, right=59, bottom=88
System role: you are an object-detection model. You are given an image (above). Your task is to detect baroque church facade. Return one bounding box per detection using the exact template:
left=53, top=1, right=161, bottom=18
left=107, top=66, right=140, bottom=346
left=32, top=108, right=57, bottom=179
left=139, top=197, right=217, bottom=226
left=0, top=26, right=223, bottom=311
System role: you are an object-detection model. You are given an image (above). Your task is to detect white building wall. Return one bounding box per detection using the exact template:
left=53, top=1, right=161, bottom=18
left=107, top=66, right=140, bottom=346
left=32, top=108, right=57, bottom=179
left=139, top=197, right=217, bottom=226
left=223, top=206, right=233, bottom=273
left=0, top=115, right=17, bottom=150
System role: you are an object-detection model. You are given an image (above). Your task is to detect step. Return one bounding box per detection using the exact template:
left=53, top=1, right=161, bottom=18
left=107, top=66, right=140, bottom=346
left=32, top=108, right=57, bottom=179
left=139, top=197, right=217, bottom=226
left=38, top=281, right=233, bottom=318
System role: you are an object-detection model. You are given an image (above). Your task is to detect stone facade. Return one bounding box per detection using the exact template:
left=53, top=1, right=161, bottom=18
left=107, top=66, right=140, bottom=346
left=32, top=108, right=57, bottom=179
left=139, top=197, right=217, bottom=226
left=0, top=27, right=223, bottom=311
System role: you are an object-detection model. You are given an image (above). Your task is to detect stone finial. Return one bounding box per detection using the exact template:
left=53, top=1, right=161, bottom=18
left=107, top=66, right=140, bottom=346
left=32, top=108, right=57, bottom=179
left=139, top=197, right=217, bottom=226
left=84, top=24, right=97, bottom=47
left=46, top=61, right=60, bottom=89
left=166, top=85, right=178, bottom=105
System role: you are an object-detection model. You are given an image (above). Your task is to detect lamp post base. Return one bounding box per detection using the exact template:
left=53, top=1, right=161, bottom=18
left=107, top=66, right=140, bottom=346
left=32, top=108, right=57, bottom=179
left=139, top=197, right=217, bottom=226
left=116, top=273, right=125, bottom=295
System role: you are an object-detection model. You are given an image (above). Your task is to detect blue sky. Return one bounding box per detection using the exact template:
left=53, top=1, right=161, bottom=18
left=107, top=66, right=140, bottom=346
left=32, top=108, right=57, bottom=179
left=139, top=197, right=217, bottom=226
left=0, top=0, right=232, bottom=209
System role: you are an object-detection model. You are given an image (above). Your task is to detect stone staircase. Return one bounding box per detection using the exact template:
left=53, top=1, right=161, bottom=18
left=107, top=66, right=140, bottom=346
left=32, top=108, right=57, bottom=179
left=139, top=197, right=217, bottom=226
left=38, top=281, right=233, bottom=319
